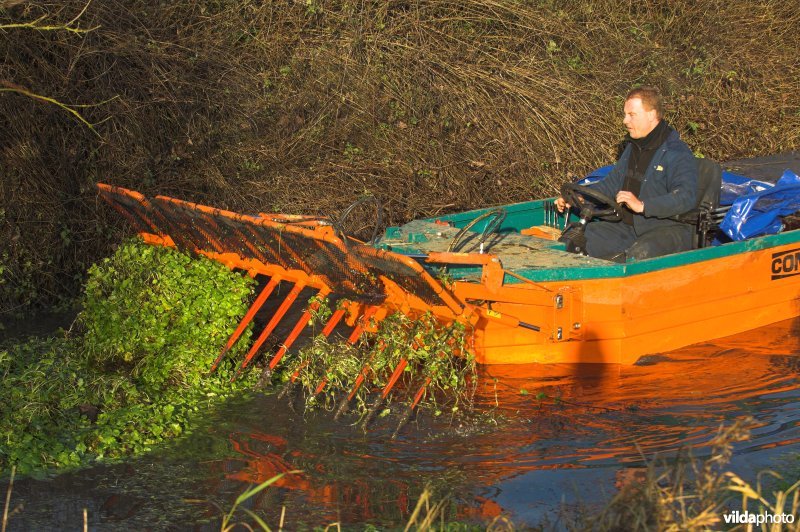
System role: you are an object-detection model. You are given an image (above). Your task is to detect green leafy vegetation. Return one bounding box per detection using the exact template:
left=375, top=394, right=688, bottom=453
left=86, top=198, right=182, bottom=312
left=282, top=298, right=475, bottom=423
left=0, top=238, right=256, bottom=474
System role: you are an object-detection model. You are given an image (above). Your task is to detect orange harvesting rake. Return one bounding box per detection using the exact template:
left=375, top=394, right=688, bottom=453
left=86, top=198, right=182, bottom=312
left=96, top=183, right=505, bottom=428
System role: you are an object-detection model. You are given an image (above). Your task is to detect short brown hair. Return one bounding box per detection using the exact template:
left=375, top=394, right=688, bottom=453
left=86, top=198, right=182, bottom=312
left=626, top=86, right=664, bottom=119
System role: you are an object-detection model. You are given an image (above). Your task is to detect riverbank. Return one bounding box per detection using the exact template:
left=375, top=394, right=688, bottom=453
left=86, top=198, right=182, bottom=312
left=3, top=0, right=799, bottom=316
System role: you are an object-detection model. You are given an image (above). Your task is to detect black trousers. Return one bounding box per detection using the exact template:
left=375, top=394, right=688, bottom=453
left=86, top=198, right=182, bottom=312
left=585, top=221, right=693, bottom=261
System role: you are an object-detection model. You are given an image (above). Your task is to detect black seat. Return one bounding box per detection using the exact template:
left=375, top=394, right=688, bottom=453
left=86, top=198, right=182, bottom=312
left=671, top=157, right=723, bottom=248
left=696, top=158, right=722, bottom=212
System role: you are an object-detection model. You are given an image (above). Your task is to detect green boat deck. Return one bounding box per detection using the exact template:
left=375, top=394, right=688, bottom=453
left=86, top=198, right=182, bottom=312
left=379, top=218, right=611, bottom=283
left=377, top=197, right=800, bottom=284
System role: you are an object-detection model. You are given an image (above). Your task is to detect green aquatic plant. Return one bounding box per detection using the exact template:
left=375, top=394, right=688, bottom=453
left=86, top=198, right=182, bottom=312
left=0, top=238, right=256, bottom=473
left=79, top=238, right=254, bottom=392
left=282, top=297, right=475, bottom=423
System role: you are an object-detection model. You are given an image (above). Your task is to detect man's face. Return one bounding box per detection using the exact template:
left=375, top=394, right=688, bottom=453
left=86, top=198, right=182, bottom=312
left=623, top=97, right=660, bottom=139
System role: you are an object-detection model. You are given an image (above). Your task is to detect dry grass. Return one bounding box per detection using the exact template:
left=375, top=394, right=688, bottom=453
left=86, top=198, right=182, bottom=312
left=572, top=418, right=800, bottom=531
left=1, top=0, right=800, bottom=312
left=356, top=418, right=799, bottom=531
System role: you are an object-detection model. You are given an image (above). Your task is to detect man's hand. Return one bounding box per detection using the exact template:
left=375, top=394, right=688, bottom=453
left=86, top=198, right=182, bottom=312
left=554, top=196, right=569, bottom=212
left=616, top=191, right=644, bottom=213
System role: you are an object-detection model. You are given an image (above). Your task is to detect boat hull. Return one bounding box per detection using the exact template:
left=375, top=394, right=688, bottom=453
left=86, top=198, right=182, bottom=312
left=463, top=236, right=800, bottom=365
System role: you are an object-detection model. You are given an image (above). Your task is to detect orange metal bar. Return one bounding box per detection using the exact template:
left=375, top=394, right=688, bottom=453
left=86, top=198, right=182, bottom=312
left=425, top=252, right=497, bottom=265
left=360, top=247, right=466, bottom=318
left=286, top=361, right=308, bottom=384
left=391, top=376, right=433, bottom=439
left=380, top=358, right=408, bottom=399
left=347, top=306, right=379, bottom=344
left=211, top=275, right=282, bottom=372
left=314, top=303, right=385, bottom=401
left=268, top=286, right=332, bottom=371
left=236, top=281, right=307, bottom=377
left=363, top=356, right=408, bottom=429
left=410, top=377, right=432, bottom=409
left=280, top=301, right=347, bottom=391
left=335, top=334, right=390, bottom=419
left=334, top=368, right=367, bottom=420
left=322, top=308, right=346, bottom=337
left=348, top=370, right=368, bottom=401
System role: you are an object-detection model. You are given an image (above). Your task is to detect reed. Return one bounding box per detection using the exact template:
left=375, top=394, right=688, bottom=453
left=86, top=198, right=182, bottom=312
left=571, top=418, right=800, bottom=531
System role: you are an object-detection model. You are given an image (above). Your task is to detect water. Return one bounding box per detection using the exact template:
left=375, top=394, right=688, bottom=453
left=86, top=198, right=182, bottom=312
left=6, top=318, right=800, bottom=530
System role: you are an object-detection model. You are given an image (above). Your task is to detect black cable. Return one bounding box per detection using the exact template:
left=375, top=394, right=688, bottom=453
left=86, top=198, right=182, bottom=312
left=447, top=208, right=507, bottom=253
left=333, top=196, right=383, bottom=246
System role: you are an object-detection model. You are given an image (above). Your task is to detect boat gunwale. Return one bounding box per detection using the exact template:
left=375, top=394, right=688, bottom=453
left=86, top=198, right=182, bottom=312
left=416, top=197, right=800, bottom=283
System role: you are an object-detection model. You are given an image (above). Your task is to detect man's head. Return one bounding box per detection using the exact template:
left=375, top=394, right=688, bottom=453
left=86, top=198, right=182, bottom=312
left=623, top=86, right=663, bottom=139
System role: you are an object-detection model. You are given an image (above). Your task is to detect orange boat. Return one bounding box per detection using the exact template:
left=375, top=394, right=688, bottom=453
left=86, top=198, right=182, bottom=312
left=96, top=162, right=800, bottom=368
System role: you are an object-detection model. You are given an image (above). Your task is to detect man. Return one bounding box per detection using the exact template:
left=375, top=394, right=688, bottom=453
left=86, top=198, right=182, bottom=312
left=555, top=86, right=698, bottom=261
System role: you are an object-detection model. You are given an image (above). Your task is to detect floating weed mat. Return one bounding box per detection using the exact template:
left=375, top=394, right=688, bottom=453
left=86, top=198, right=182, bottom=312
left=0, top=238, right=257, bottom=474
left=275, top=300, right=476, bottom=437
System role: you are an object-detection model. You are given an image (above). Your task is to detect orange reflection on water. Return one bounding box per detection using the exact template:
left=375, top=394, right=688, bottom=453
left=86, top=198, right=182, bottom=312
left=217, top=319, right=800, bottom=526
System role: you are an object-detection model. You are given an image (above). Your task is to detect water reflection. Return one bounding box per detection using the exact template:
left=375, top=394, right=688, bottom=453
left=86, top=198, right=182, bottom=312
left=214, top=318, right=800, bottom=527
left=6, top=319, right=800, bottom=529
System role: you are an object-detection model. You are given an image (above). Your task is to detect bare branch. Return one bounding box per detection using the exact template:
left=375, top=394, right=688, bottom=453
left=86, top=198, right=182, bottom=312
left=0, top=81, right=100, bottom=137
left=0, top=1, right=99, bottom=35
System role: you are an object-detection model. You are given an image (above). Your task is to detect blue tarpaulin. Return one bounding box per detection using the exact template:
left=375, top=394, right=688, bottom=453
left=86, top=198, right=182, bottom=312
left=720, top=169, right=800, bottom=241
left=719, top=172, right=772, bottom=206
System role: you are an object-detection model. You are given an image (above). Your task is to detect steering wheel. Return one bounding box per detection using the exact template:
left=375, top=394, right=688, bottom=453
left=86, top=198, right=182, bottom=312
left=560, top=182, right=623, bottom=223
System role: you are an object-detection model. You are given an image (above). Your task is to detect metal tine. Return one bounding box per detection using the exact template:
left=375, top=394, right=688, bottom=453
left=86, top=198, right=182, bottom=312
left=277, top=363, right=305, bottom=399
left=212, top=275, right=282, bottom=373
left=336, top=308, right=414, bottom=421
left=334, top=335, right=390, bottom=420
left=322, top=307, right=347, bottom=337
left=391, top=340, right=457, bottom=438
left=276, top=306, right=346, bottom=399
left=362, top=357, right=408, bottom=430
left=309, top=305, right=380, bottom=399
left=362, top=329, right=427, bottom=428
left=234, top=280, right=307, bottom=379
left=334, top=365, right=369, bottom=420
left=260, top=286, right=332, bottom=382
left=392, top=376, right=431, bottom=440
